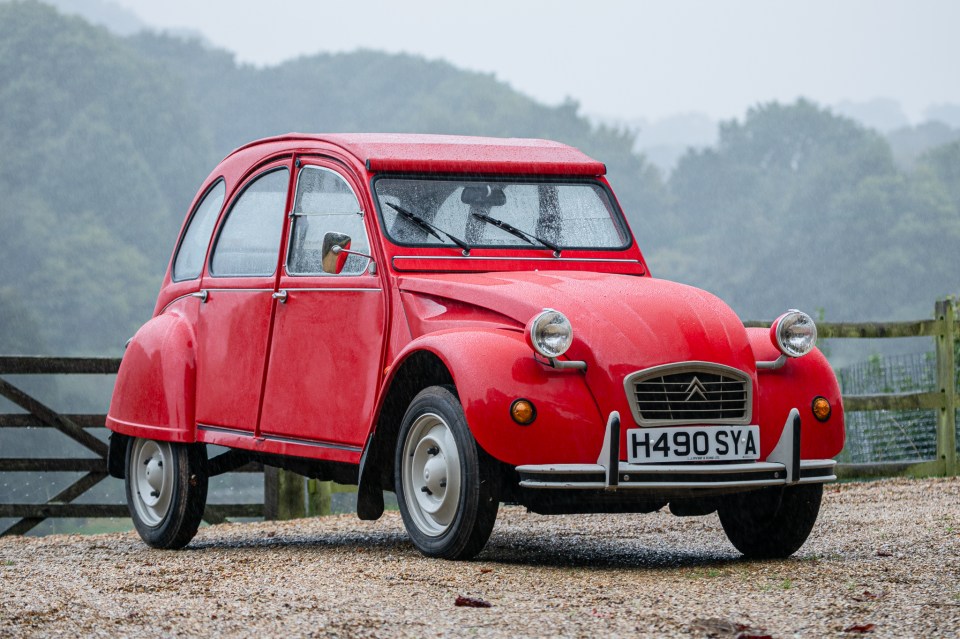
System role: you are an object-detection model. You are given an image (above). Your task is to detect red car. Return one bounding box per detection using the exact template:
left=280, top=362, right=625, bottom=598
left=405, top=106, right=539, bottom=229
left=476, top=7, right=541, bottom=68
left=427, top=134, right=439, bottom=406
left=106, top=134, right=844, bottom=559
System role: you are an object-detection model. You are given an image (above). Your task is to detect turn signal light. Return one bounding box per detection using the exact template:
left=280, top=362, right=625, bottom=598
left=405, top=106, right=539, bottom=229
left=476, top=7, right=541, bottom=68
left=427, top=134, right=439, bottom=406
left=511, top=399, right=537, bottom=425
left=812, top=396, right=831, bottom=422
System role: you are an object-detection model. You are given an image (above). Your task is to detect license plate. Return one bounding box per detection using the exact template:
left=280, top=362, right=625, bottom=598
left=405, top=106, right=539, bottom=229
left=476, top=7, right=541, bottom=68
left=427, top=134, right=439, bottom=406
left=626, top=425, right=760, bottom=463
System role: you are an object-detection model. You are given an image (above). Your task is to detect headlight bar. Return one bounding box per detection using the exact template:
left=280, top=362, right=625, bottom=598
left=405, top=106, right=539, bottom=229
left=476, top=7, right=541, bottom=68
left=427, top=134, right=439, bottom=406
left=526, top=309, right=586, bottom=371
left=757, top=309, right=818, bottom=370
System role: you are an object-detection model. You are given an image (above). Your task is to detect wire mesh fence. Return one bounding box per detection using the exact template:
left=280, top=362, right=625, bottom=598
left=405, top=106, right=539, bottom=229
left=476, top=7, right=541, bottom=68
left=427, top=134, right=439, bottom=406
left=836, top=352, right=939, bottom=463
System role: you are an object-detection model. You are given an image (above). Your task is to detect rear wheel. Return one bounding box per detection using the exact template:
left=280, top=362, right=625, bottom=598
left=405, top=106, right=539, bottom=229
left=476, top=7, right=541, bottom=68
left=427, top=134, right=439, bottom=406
left=718, top=483, right=823, bottom=558
left=125, top=438, right=208, bottom=549
left=395, top=386, right=499, bottom=559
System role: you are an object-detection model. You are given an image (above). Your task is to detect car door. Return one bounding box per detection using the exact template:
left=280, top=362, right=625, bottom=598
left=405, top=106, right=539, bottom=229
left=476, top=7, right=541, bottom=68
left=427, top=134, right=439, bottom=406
left=195, top=162, right=292, bottom=435
left=258, top=160, right=386, bottom=455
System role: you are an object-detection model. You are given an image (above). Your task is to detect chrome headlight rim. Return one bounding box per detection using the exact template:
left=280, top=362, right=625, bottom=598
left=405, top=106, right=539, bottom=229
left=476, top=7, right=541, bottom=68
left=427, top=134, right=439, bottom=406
left=527, top=308, right=574, bottom=359
left=772, top=309, right=818, bottom=358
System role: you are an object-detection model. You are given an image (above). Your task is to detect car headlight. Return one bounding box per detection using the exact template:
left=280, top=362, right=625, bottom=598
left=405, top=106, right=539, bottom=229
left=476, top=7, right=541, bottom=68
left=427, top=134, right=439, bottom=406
left=526, top=309, right=573, bottom=358
left=770, top=309, right=817, bottom=357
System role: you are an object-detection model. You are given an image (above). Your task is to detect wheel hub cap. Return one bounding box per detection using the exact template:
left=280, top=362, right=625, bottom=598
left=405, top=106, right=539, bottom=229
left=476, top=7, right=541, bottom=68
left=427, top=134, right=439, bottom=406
left=144, top=457, right=164, bottom=505
left=129, top=439, right=174, bottom=527
left=422, top=454, right=447, bottom=502
left=401, top=412, right=462, bottom=536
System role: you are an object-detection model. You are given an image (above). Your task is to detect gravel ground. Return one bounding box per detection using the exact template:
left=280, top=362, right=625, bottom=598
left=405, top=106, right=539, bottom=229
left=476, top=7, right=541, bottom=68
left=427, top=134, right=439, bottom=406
left=1, top=477, right=958, bottom=638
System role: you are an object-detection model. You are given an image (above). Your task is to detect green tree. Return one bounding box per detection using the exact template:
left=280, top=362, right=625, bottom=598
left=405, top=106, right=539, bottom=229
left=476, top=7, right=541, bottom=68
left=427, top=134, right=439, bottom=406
left=0, top=2, right=213, bottom=353
left=661, top=99, right=930, bottom=320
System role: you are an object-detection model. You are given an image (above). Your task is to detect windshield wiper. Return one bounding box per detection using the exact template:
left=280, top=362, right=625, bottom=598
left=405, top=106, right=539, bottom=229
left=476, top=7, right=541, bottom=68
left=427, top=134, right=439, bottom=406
left=386, top=202, right=472, bottom=255
left=469, top=211, right=561, bottom=257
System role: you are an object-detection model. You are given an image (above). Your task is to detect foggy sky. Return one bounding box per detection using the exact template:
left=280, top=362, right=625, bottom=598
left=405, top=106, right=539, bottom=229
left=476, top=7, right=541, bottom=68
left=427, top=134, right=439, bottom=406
left=113, top=0, right=959, bottom=123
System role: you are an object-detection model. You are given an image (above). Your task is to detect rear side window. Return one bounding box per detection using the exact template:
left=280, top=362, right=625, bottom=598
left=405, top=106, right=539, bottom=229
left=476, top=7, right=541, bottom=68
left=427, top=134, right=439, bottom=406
left=210, top=169, right=289, bottom=277
left=172, top=180, right=225, bottom=281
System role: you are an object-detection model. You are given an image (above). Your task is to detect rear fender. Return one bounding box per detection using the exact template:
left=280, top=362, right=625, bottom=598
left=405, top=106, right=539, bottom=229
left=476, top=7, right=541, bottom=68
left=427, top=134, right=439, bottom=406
left=748, top=328, right=845, bottom=459
left=106, top=298, right=199, bottom=443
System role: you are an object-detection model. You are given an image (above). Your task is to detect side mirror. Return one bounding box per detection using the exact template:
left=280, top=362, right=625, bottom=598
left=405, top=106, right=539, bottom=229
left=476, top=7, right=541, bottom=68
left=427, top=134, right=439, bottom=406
left=321, top=232, right=352, bottom=274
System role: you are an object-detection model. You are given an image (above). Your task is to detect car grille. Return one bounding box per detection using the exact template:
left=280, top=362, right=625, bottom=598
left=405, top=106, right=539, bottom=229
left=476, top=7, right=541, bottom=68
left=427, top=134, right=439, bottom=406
left=625, top=364, right=751, bottom=425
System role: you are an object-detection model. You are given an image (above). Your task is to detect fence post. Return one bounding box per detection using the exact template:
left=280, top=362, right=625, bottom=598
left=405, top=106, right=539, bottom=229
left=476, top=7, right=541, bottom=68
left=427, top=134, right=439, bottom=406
left=935, top=299, right=957, bottom=476
left=277, top=469, right=306, bottom=520
left=306, top=479, right=333, bottom=517
left=264, top=467, right=311, bottom=520
left=263, top=466, right=278, bottom=520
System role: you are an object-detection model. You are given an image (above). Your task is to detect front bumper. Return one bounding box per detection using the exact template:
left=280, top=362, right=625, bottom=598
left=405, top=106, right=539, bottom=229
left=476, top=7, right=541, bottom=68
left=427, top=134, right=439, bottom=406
left=516, top=408, right=837, bottom=492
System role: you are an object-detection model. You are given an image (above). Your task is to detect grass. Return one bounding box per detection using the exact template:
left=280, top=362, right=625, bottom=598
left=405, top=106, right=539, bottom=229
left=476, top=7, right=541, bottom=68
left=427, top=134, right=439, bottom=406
left=39, top=518, right=134, bottom=536
left=756, top=577, right=796, bottom=592
left=685, top=566, right=726, bottom=580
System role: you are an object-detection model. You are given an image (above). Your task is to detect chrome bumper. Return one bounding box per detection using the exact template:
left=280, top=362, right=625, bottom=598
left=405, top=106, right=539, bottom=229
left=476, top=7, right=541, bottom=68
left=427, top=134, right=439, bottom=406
left=517, top=409, right=837, bottom=491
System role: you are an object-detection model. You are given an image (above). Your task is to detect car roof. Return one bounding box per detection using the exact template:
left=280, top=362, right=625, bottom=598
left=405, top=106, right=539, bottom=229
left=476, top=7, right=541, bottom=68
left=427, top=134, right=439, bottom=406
left=226, top=133, right=607, bottom=176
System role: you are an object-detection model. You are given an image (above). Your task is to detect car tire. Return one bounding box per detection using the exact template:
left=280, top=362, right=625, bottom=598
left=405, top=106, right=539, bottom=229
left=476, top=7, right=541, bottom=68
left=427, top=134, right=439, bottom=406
left=718, top=483, right=823, bottom=559
left=394, top=385, right=499, bottom=560
left=125, top=437, right=208, bottom=549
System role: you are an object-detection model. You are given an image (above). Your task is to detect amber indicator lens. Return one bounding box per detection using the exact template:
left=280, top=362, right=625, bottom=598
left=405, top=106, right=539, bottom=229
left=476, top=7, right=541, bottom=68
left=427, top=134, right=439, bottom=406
left=812, top=396, right=831, bottom=422
left=511, top=399, right=537, bottom=425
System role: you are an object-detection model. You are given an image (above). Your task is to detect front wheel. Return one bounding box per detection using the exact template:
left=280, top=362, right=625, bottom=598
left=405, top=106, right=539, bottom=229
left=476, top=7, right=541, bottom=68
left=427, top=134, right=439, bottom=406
left=395, top=386, right=499, bottom=559
left=125, top=438, right=208, bottom=549
left=718, top=483, right=823, bottom=558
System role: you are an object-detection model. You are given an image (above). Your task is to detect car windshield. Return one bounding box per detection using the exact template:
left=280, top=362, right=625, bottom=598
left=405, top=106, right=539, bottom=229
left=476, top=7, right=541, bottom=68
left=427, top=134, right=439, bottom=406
left=374, top=177, right=629, bottom=250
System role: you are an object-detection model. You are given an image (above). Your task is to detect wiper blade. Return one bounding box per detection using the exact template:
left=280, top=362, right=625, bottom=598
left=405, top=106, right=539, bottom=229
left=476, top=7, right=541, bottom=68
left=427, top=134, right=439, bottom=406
left=386, top=202, right=472, bottom=255
left=470, top=212, right=561, bottom=256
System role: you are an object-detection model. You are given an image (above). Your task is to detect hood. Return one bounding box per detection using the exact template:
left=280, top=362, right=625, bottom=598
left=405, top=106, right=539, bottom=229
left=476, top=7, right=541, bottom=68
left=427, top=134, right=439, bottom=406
left=397, top=271, right=757, bottom=379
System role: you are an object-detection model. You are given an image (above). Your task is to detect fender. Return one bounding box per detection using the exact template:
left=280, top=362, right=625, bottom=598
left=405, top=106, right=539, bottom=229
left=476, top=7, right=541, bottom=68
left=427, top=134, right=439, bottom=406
left=376, top=328, right=606, bottom=467
left=747, top=328, right=845, bottom=460
left=106, top=298, right=199, bottom=443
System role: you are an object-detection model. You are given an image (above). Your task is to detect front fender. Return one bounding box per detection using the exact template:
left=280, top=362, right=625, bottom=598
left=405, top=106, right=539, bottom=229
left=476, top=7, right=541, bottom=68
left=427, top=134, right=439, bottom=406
left=748, top=328, right=845, bottom=460
left=106, top=298, right=199, bottom=443
left=385, top=328, right=606, bottom=466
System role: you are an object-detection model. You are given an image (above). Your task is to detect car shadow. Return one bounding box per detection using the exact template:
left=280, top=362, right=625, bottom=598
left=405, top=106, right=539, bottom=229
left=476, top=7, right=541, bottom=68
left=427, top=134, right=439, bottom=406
left=184, top=528, right=771, bottom=572
left=478, top=533, right=750, bottom=570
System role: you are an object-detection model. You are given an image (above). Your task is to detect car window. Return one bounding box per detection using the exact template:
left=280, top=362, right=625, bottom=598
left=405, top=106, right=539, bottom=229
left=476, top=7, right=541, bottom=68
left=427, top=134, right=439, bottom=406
left=210, top=169, right=289, bottom=277
left=287, top=166, right=370, bottom=275
left=172, top=180, right=225, bottom=281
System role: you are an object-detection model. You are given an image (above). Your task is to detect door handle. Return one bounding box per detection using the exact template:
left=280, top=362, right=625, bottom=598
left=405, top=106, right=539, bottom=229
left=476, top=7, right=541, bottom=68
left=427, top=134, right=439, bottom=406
left=272, top=290, right=288, bottom=304
left=190, top=290, right=208, bottom=303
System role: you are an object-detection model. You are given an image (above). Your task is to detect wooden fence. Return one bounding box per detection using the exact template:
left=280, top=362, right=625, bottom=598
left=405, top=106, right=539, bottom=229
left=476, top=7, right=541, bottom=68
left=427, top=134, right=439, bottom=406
left=0, top=357, right=263, bottom=536
left=1, top=300, right=956, bottom=535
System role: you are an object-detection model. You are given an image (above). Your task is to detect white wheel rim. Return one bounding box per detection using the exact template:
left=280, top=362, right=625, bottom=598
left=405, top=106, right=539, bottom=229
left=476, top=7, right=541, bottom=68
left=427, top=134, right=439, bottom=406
left=401, top=412, right=462, bottom=537
left=130, top=439, right=174, bottom=527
